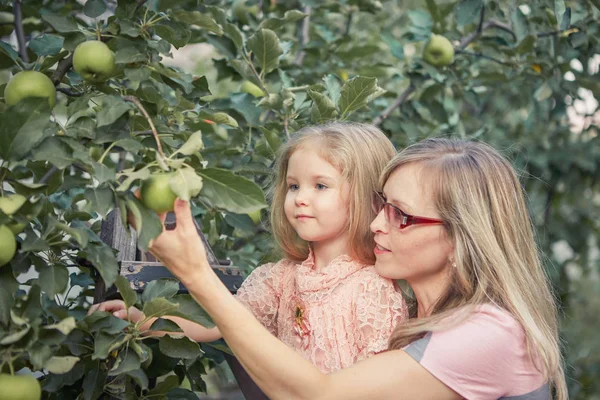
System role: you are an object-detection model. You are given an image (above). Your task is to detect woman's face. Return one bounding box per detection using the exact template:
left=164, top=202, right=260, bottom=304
left=370, top=163, right=454, bottom=284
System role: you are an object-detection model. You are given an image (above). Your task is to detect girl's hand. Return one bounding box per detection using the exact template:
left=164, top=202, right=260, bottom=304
left=148, top=199, right=210, bottom=287
left=88, top=299, right=145, bottom=323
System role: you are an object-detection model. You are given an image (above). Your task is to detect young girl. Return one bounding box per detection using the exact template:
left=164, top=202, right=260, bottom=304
left=91, top=122, right=408, bottom=373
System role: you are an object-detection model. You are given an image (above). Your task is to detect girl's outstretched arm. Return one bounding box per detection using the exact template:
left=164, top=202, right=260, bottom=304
left=88, top=300, right=222, bottom=342
left=149, top=200, right=460, bottom=400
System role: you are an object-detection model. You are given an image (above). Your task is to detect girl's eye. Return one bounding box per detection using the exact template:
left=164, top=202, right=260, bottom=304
left=316, top=183, right=327, bottom=190
left=288, top=184, right=299, bottom=191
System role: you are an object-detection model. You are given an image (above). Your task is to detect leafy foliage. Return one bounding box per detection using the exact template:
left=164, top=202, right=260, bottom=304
left=0, top=0, right=598, bottom=398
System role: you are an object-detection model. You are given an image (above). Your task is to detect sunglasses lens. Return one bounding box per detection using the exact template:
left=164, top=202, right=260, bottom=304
left=384, top=204, right=404, bottom=229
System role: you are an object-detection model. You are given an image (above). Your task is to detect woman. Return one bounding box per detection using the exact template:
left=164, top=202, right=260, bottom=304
left=148, top=138, right=567, bottom=399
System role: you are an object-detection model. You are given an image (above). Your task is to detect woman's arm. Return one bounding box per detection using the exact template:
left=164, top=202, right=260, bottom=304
left=148, top=200, right=460, bottom=400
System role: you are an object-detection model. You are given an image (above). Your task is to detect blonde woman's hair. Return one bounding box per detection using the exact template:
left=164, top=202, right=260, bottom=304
left=385, top=138, right=566, bottom=400
left=269, top=122, right=396, bottom=264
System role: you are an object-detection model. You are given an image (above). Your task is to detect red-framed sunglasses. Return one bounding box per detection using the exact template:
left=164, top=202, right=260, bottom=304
left=372, top=191, right=444, bottom=230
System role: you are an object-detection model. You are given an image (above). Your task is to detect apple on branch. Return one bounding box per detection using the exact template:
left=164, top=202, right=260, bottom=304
left=423, top=34, right=455, bottom=67
left=4, top=71, right=56, bottom=109
left=73, top=41, right=116, bottom=83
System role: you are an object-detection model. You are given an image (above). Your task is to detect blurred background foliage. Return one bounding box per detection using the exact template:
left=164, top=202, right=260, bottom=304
left=0, top=0, right=598, bottom=398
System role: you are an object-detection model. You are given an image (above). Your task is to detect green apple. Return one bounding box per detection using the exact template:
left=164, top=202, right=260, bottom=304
left=140, top=174, right=178, bottom=213
left=241, top=81, right=264, bottom=97
left=4, top=71, right=56, bottom=109
left=7, top=222, right=26, bottom=235
left=0, top=225, right=17, bottom=267
left=0, top=374, right=41, bottom=400
left=423, top=34, right=455, bottom=67
left=73, top=41, right=116, bottom=83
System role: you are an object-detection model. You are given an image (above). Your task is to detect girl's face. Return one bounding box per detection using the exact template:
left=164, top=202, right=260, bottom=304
left=370, top=163, right=454, bottom=284
left=284, top=145, right=351, bottom=249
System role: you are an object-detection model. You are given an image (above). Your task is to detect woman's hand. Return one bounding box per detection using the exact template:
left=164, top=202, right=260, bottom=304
left=88, top=299, right=145, bottom=323
left=148, top=199, right=211, bottom=287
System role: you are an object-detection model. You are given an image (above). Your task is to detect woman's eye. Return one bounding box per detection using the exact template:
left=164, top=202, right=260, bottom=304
left=316, top=183, right=327, bottom=190
left=288, top=184, right=299, bottom=191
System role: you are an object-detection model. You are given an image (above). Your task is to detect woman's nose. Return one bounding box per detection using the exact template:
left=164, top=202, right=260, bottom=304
left=370, top=209, right=388, bottom=234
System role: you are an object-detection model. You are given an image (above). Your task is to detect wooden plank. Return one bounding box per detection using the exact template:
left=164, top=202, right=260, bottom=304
left=119, top=261, right=244, bottom=294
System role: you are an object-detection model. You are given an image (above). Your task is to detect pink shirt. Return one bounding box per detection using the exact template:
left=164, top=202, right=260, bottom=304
left=236, top=253, right=408, bottom=373
left=403, top=304, right=548, bottom=400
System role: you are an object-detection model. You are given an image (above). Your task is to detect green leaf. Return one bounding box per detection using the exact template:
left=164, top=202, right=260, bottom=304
left=93, top=332, right=130, bottom=360
left=97, top=97, right=132, bottom=127
left=44, top=356, right=80, bottom=374
left=338, top=76, right=379, bottom=118
left=534, top=82, right=553, bottom=101
left=154, top=20, right=191, bottom=49
left=0, top=98, right=52, bottom=161
left=198, top=168, right=266, bottom=213
left=170, top=168, right=204, bottom=201
left=0, top=268, right=18, bottom=325
left=142, top=279, right=181, bottom=303
left=159, top=335, right=203, bottom=360
left=149, top=318, right=184, bottom=333
left=259, top=127, right=282, bottom=154
left=510, top=8, right=529, bottom=42
left=516, top=35, right=536, bottom=54
left=0, top=41, right=19, bottom=66
left=0, top=325, right=30, bottom=345
left=554, top=0, right=566, bottom=29
left=82, top=360, right=107, bottom=400
left=109, top=347, right=141, bottom=375
left=247, top=29, right=283, bottom=75
left=83, top=187, right=114, bottom=219
left=0, top=194, right=27, bottom=215
left=42, top=14, right=79, bottom=32
left=455, top=0, right=484, bottom=27
left=308, top=90, right=338, bottom=123
left=29, top=34, right=64, bottom=56
left=84, top=0, right=107, bottom=18
left=175, top=131, right=204, bottom=156
left=169, top=294, right=214, bottom=327
left=45, top=317, right=77, bottom=335
left=125, top=196, right=162, bottom=251
left=142, top=298, right=180, bottom=320
left=115, top=47, right=147, bottom=64
left=56, top=223, right=89, bottom=248
left=223, top=23, right=244, bottom=50
left=39, top=264, right=69, bottom=297
left=115, top=275, right=137, bottom=309
left=258, top=10, right=307, bottom=31
left=172, top=10, right=223, bottom=36
left=198, top=110, right=238, bottom=127
left=83, top=243, right=119, bottom=288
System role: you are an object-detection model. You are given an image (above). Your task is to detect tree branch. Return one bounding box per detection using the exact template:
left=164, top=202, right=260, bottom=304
left=12, top=0, right=28, bottom=63
left=455, top=49, right=514, bottom=66
left=123, top=95, right=165, bottom=159
left=56, top=87, right=83, bottom=97
left=458, top=15, right=516, bottom=50
left=293, top=6, right=311, bottom=66
left=372, top=83, right=415, bottom=127
left=52, top=54, right=74, bottom=86
left=537, top=27, right=579, bottom=38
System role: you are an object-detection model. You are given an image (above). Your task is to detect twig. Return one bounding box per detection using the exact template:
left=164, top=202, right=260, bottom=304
left=455, top=49, right=514, bottom=66
left=293, top=6, right=311, bottom=66
left=52, top=54, right=74, bottom=86
left=39, top=166, right=58, bottom=184
left=372, top=83, right=415, bottom=127
left=12, top=0, right=28, bottom=63
left=344, top=11, right=353, bottom=37
left=458, top=14, right=516, bottom=50
left=56, top=87, right=83, bottom=96
left=537, top=27, right=579, bottom=38
left=123, top=95, right=165, bottom=158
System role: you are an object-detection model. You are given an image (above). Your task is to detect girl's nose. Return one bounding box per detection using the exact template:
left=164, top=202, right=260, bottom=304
left=370, top=209, right=388, bottom=234
left=294, top=189, right=309, bottom=206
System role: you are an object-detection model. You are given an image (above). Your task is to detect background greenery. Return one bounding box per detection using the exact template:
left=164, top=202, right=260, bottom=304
left=0, top=0, right=598, bottom=398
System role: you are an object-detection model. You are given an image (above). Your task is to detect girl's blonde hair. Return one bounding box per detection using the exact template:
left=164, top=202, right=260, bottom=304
left=385, top=138, right=566, bottom=400
left=269, top=122, right=396, bottom=264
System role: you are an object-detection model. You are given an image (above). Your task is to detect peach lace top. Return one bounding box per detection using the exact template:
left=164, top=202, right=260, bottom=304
left=235, top=252, right=408, bottom=373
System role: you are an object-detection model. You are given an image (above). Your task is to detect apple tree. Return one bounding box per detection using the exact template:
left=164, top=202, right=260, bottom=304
left=0, top=0, right=599, bottom=399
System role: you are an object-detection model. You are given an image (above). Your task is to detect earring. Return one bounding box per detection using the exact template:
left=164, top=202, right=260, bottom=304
left=449, top=258, right=457, bottom=268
